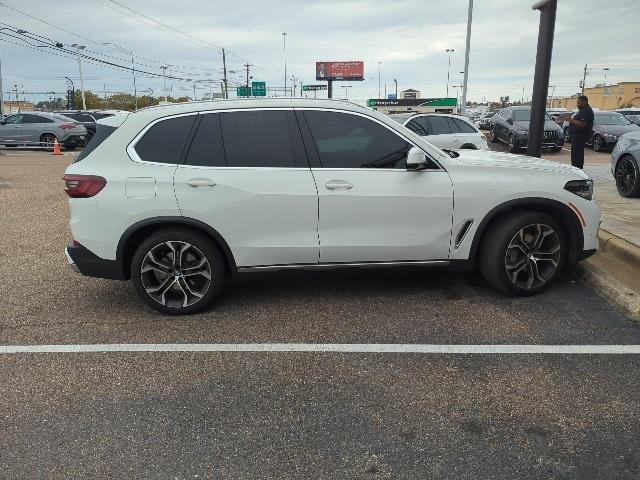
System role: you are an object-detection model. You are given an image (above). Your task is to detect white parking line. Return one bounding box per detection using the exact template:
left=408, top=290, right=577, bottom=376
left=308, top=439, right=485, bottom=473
left=1, top=343, right=640, bottom=354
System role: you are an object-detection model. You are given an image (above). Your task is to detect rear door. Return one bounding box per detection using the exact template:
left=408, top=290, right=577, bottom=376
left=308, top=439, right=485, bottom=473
left=299, top=109, right=453, bottom=263
left=173, top=109, right=319, bottom=268
left=20, top=114, right=52, bottom=145
left=425, top=115, right=457, bottom=149
left=448, top=117, right=481, bottom=148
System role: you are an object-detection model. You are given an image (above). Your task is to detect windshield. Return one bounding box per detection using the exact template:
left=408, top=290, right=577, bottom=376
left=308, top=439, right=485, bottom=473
left=595, top=113, right=631, bottom=126
left=513, top=110, right=552, bottom=121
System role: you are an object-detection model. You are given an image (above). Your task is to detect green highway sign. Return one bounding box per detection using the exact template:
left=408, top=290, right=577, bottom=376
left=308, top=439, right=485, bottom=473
left=252, top=81, right=266, bottom=97
left=303, top=84, right=327, bottom=91
left=237, top=86, right=251, bottom=97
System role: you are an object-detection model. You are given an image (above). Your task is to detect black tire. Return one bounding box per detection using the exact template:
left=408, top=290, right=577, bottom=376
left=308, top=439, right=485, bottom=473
left=592, top=134, right=604, bottom=152
left=615, top=155, right=640, bottom=198
left=131, top=229, right=226, bottom=315
left=551, top=146, right=562, bottom=153
left=40, top=133, right=57, bottom=151
left=490, top=127, right=499, bottom=143
left=564, top=128, right=571, bottom=144
left=478, top=211, right=565, bottom=295
left=508, top=133, right=520, bottom=153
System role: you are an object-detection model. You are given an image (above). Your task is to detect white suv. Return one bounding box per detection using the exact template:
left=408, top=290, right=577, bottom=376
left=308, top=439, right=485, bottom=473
left=64, top=99, right=600, bottom=315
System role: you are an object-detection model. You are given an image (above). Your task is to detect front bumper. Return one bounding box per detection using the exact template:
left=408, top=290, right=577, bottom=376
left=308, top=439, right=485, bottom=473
left=65, top=243, right=125, bottom=280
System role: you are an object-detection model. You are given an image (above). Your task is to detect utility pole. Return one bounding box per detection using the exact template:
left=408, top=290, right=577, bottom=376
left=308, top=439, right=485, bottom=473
left=13, top=84, right=18, bottom=112
left=245, top=63, right=253, bottom=93
left=377, top=61, right=381, bottom=98
left=131, top=55, right=137, bottom=110
left=446, top=48, right=454, bottom=97
left=581, top=64, right=588, bottom=95
left=282, top=33, right=287, bottom=97
left=0, top=43, right=4, bottom=117
left=72, top=44, right=87, bottom=110
left=528, top=0, right=557, bottom=158
left=222, top=48, right=228, bottom=99
left=549, top=84, right=556, bottom=107
left=103, top=84, right=107, bottom=100
left=193, top=83, right=196, bottom=101
left=461, top=0, right=473, bottom=115
left=393, top=78, right=398, bottom=98
left=161, top=66, right=168, bottom=101
left=290, top=75, right=298, bottom=97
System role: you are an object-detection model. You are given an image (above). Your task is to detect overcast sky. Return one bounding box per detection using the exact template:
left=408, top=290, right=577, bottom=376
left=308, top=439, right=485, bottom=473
left=1, top=0, right=639, bottom=105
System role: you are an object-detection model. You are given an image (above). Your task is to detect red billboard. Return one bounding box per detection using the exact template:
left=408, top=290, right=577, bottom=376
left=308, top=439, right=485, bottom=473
left=316, top=61, right=364, bottom=81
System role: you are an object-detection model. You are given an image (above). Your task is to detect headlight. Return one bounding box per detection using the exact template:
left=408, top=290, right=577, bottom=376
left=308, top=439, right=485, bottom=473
left=564, top=179, right=593, bottom=200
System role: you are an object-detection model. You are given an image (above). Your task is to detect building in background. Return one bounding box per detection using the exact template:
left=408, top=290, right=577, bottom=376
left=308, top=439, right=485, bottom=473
left=2, top=101, right=35, bottom=114
left=400, top=89, right=421, bottom=100
left=552, top=82, right=640, bottom=110
left=368, top=97, right=457, bottom=114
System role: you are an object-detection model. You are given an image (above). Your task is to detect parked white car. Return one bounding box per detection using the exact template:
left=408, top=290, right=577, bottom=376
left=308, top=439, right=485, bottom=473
left=64, top=99, right=600, bottom=314
left=390, top=113, right=488, bottom=150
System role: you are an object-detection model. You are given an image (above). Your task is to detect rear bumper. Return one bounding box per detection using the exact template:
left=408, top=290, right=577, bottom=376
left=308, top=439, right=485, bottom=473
left=65, top=243, right=125, bottom=280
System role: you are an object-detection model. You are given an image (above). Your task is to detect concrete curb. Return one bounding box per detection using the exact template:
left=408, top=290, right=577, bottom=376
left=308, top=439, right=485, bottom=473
left=574, top=229, right=640, bottom=322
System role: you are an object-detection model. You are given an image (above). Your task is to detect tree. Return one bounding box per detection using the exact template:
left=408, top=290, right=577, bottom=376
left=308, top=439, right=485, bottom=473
left=74, top=90, right=103, bottom=110
left=106, top=93, right=136, bottom=111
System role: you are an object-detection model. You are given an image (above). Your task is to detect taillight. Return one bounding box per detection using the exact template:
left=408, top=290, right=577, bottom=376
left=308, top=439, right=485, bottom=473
left=63, top=174, right=106, bottom=198
left=59, top=123, right=76, bottom=130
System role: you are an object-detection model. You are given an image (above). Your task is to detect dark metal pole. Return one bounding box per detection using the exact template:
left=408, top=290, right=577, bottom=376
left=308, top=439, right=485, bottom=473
left=327, top=79, right=333, bottom=99
left=527, top=0, right=557, bottom=158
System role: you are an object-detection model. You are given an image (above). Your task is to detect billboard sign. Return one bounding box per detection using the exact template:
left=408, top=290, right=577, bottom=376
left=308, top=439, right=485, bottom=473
left=252, top=81, right=266, bottom=97
left=303, top=84, right=328, bottom=91
left=316, top=61, right=364, bottom=81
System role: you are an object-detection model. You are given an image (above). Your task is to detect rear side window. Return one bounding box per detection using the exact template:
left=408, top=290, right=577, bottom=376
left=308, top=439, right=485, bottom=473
left=74, top=124, right=117, bottom=162
left=184, top=113, right=226, bottom=167
left=134, top=115, right=196, bottom=164
left=219, top=110, right=297, bottom=168
left=428, top=116, right=451, bottom=135
left=406, top=117, right=430, bottom=136
left=22, top=114, right=54, bottom=124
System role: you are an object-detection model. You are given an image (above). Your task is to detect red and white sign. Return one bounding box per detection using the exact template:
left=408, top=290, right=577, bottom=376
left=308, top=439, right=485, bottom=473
left=316, top=61, right=364, bottom=81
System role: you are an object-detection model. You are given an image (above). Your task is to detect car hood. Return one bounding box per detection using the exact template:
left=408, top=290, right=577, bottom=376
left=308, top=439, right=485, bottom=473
left=594, top=124, right=640, bottom=136
left=453, top=149, right=588, bottom=177
left=514, top=120, right=562, bottom=131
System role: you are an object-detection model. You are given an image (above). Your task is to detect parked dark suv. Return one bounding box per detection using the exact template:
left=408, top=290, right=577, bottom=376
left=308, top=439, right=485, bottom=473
left=490, top=106, right=564, bottom=153
left=564, top=111, right=640, bottom=152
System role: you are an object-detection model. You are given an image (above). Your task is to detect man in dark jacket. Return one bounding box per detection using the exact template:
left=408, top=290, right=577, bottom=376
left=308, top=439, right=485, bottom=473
left=566, top=95, right=594, bottom=169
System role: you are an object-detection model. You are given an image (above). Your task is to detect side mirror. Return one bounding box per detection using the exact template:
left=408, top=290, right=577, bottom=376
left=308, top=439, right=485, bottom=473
left=406, top=147, right=428, bottom=171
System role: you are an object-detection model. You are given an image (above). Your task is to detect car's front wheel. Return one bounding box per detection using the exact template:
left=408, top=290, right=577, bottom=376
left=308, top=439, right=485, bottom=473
left=615, top=155, right=640, bottom=198
left=490, top=127, right=499, bottom=143
left=508, top=133, right=520, bottom=153
left=479, top=211, right=565, bottom=295
left=131, top=229, right=226, bottom=315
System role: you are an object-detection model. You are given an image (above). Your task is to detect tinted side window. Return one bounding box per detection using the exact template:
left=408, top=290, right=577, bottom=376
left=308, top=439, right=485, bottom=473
left=75, top=124, right=117, bottom=163
left=428, top=116, right=451, bottom=135
left=406, top=117, right=429, bottom=136
left=305, top=110, right=411, bottom=169
left=220, top=110, right=296, bottom=168
left=184, top=113, right=226, bottom=167
left=134, top=115, right=196, bottom=164
left=22, top=114, right=53, bottom=124
left=450, top=118, right=476, bottom=133
left=4, top=115, right=23, bottom=124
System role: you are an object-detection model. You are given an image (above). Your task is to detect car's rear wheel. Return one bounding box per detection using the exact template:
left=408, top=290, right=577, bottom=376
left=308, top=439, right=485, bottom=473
left=479, top=211, right=565, bottom=295
left=592, top=134, right=604, bottom=152
left=564, top=128, right=571, bottom=143
left=131, top=229, right=226, bottom=315
left=615, top=155, right=640, bottom=198
left=40, top=133, right=57, bottom=150
left=490, top=127, right=499, bottom=143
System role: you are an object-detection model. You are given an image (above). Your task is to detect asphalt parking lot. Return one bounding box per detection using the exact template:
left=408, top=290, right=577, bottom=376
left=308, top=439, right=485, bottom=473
left=1, top=150, right=640, bottom=479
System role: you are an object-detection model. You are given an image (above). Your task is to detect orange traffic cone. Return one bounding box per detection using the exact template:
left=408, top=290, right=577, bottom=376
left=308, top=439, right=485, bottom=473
left=52, top=138, right=62, bottom=156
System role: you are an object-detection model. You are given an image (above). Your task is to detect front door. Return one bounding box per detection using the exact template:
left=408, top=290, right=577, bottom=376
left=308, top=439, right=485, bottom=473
left=299, top=109, right=454, bottom=264
left=173, top=109, right=319, bottom=268
left=0, top=114, right=25, bottom=143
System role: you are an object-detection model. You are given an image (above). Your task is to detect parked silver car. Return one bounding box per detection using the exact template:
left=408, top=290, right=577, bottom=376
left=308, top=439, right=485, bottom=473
left=0, top=112, right=88, bottom=149
left=611, top=130, right=640, bottom=197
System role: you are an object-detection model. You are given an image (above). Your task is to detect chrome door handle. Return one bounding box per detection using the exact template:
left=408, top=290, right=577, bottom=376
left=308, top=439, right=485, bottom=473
left=187, top=178, right=216, bottom=188
left=325, top=180, right=353, bottom=190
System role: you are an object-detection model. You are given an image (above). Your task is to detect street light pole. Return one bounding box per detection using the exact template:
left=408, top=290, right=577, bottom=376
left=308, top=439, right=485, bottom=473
left=446, top=48, right=455, bottom=97
left=0, top=43, right=4, bottom=117
left=377, top=61, right=381, bottom=98
left=393, top=78, right=398, bottom=98
left=603, top=67, right=610, bottom=108
left=461, top=0, right=473, bottom=115
left=282, top=33, right=287, bottom=97
left=72, top=44, right=87, bottom=110
left=103, top=43, right=137, bottom=110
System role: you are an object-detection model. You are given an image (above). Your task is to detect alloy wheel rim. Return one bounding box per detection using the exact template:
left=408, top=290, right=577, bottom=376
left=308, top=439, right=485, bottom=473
left=594, top=136, right=602, bottom=150
left=504, top=223, right=561, bottom=290
left=616, top=158, right=636, bottom=195
left=140, top=241, right=212, bottom=308
left=42, top=135, right=54, bottom=148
